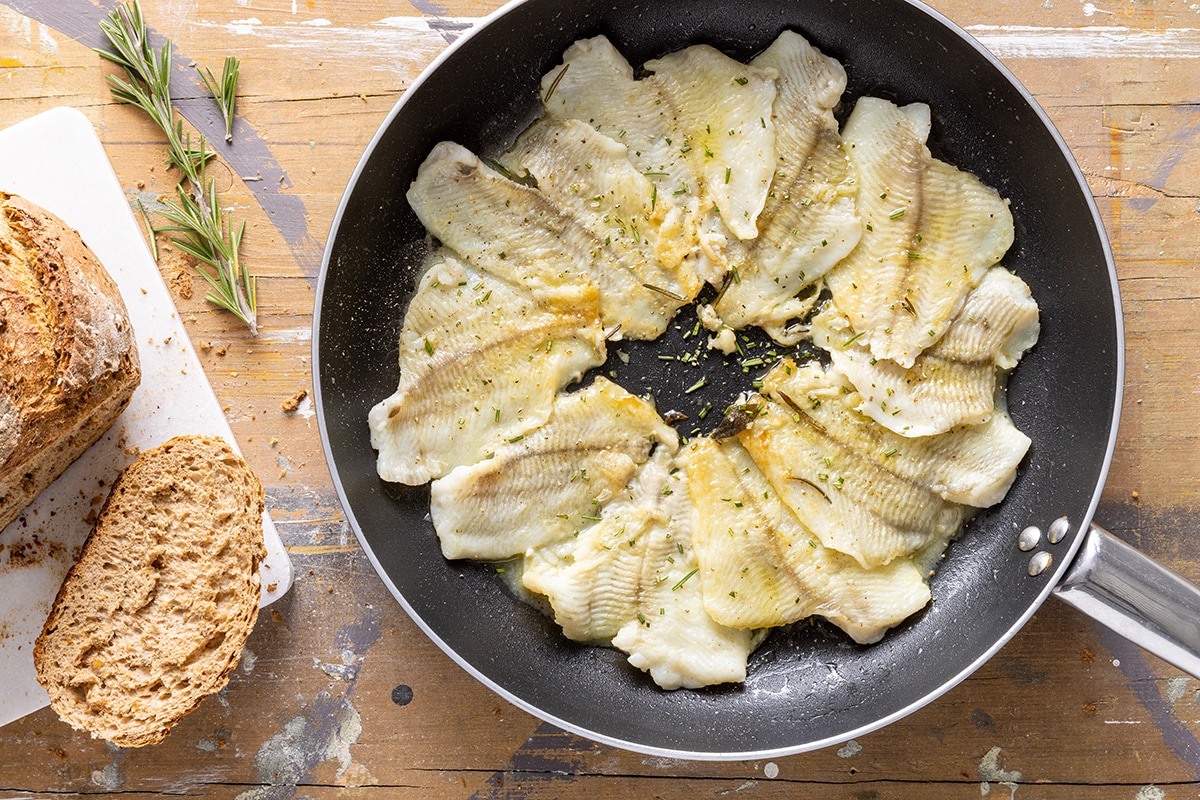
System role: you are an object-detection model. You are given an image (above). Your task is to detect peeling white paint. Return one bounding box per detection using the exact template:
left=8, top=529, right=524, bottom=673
left=229, top=17, right=263, bottom=35
left=90, top=762, right=124, bottom=792
left=978, top=746, right=1021, bottom=799
left=1137, top=787, right=1166, bottom=800
left=188, top=15, right=466, bottom=75
left=36, top=22, right=56, bottom=55
left=1166, top=676, right=1190, bottom=704
left=967, top=25, right=1200, bottom=59
left=324, top=703, right=363, bottom=780
left=837, top=740, right=862, bottom=758
left=2, top=8, right=31, bottom=46
left=263, top=326, right=312, bottom=344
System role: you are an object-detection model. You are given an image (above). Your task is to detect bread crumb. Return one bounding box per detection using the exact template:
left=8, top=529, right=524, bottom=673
left=281, top=390, right=308, bottom=413
left=266, top=583, right=277, bottom=593
left=167, top=267, right=193, bottom=300
left=198, top=340, right=211, bottom=351
left=1131, top=490, right=1140, bottom=501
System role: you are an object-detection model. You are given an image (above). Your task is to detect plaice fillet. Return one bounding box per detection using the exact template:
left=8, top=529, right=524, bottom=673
left=497, top=117, right=702, bottom=338
left=368, top=253, right=605, bottom=484
left=430, top=377, right=677, bottom=561
left=712, top=30, right=862, bottom=343
left=825, top=96, right=1014, bottom=368
left=541, top=35, right=778, bottom=283
left=743, top=359, right=964, bottom=568
left=758, top=357, right=1032, bottom=525
left=523, top=449, right=755, bottom=689
left=406, top=141, right=588, bottom=299
left=681, top=436, right=932, bottom=644
left=813, top=265, right=1041, bottom=436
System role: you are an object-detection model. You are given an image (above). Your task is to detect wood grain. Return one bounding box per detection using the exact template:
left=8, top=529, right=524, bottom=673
left=3, top=0, right=1200, bottom=796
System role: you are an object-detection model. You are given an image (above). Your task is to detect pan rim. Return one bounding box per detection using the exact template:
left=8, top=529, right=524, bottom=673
left=311, top=0, right=1125, bottom=759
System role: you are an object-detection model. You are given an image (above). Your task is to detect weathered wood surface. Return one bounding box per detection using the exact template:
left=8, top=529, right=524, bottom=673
left=2, top=0, right=1200, bottom=796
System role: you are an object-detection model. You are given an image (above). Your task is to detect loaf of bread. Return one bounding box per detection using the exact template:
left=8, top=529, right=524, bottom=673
left=0, top=191, right=141, bottom=530
left=34, top=435, right=266, bottom=747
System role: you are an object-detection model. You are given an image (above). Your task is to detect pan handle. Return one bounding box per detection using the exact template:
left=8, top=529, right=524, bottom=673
left=1054, top=522, right=1200, bottom=678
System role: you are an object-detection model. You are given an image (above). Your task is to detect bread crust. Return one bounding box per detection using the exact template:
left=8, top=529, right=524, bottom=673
left=33, top=435, right=266, bottom=747
left=0, top=192, right=141, bottom=530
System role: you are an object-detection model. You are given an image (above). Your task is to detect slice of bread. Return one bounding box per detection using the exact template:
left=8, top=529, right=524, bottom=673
left=34, top=435, right=265, bottom=747
left=0, top=192, right=141, bottom=531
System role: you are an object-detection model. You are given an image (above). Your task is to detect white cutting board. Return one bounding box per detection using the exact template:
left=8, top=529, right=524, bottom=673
left=0, top=107, right=294, bottom=728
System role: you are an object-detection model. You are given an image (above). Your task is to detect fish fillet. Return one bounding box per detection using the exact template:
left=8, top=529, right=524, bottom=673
left=523, top=449, right=755, bottom=689
left=713, top=31, right=862, bottom=343
left=541, top=35, right=779, bottom=284
left=498, top=117, right=702, bottom=337
left=682, top=436, right=932, bottom=643
left=825, top=97, right=1014, bottom=367
left=813, top=266, right=1041, bottom=436
left=368, top=253, right=605, bottom=484
left=430, top=377, right=677, bottom=560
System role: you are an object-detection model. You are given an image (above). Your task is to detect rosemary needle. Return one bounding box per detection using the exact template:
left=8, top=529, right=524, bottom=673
left=96, top=0, right=258, bottom=334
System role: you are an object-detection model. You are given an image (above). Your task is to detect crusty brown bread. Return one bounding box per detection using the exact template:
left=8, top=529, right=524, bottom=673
left=34, top=435, right=266, bottom=747
left=0, top=191, right=140, bottom=530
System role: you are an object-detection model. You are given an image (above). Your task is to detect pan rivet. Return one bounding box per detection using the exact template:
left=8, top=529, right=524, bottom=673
left=1047, top=517, right=1069, bottom=544
left=1018, top=526, right=1041, bottom=551
left=1028, top=551, right=1053, bottom=576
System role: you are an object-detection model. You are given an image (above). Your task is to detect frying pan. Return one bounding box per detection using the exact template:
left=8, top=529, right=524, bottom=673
left=313, top=0, right=1200, bottom=759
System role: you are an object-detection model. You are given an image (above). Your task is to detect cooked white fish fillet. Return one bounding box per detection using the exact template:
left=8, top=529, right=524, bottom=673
left=713, top=31, right=862, bottom=343
left=760, top=357, right=1030, bottom=513
left=523, top=449, right=754, bottom=689
left=407, top=141, right=588, bottom=299
left=408, top=140, right=677, bottom=339
left=682, top=436, right=932, bottom=644
left=497, top=117, right=702, bottom=336
left=738, top=392, right=964, bottom=569
left=369, top=253, right=605, bottom=484
left=540, top=35, right=778, bottom=281
left=812, top=266, right=1041, bottom=436
left=430, top=377, right=677, bottom=560
left=541, top=36, right=685, bottom=193
left=826, top=97, right=1014, bottom=368
left=643, top=44, right=778, bottom=241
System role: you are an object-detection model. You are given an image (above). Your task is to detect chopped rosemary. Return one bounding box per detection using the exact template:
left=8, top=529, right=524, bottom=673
left=642, top=282, right=686, bottom=301
left=543, top=63, right=569, bottom=103
left=672, top=568, right=698, bottom=591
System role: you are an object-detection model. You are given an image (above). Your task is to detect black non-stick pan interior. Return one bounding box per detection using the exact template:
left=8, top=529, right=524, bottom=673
left=314, top=0, right=1121, bottom=757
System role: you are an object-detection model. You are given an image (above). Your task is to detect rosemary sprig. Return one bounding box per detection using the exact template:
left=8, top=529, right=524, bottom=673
left=96, top=1, right=258, bottom=334
left=198, top=56, right=240, bottom=143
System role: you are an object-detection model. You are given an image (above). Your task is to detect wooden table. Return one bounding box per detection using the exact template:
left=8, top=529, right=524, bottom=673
left=2, top=0, right=1199, bottom=796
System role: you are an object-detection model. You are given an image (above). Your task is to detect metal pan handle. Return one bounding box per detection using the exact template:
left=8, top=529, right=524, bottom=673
left=1054, top=522, right=1200, bottom=678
